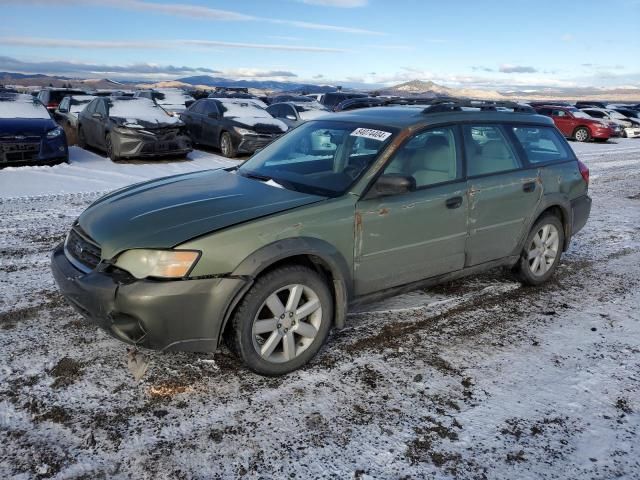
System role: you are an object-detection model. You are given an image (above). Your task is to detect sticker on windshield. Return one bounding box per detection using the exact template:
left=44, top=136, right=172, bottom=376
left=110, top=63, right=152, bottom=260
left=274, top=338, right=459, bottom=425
left=350, top=128, right=392, bottom=141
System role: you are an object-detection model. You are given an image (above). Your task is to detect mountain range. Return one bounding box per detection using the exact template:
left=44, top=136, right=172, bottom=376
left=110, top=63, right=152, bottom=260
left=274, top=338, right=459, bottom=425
left=2, top=72, right=639, bottom=102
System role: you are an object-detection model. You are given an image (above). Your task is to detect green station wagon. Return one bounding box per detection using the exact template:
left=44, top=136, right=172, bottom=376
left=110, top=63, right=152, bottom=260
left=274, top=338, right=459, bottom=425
left=51, top=102, right=592, bottom=375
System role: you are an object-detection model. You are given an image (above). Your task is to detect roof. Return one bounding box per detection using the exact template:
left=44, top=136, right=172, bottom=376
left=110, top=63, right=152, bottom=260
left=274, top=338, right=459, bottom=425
left=325, top=105, right=554, bottom=130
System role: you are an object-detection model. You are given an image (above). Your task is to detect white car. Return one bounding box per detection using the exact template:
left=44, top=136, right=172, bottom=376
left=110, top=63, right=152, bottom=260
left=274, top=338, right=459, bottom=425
left=581, top=108, right=640, bottom=138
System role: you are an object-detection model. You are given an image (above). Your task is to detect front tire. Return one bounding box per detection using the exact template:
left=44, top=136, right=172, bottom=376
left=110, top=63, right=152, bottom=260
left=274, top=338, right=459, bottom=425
left=514, top=214, right=564, bottom=286
left=106, top=133, right=121, bottom=162
left=219, top=131, right=236, bottom=158
left=574, top=127, right=590, bottom=142
left=230, top=265, right=333, bottom=376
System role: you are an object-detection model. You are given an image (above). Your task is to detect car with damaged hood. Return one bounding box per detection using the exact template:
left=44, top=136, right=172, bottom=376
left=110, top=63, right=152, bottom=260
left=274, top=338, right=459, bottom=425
left=51, top=103, right=591, bottom=376
left=54, top=94, right=96, bottom=144
left=76, top=96, right=192, bottom=161
left=1, top=92, right=68, bottom=167
left=180, top=98, right=288, bottom=158
left=580, top=107, right=640, bottom=138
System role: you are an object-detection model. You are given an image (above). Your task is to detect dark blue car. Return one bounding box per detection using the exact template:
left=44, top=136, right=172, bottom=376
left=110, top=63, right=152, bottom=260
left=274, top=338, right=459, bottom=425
left=0, top=93, right=68, bottom=167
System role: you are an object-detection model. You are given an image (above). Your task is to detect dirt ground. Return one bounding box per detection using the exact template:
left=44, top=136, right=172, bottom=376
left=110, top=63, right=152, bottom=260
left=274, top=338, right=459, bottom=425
left=1, top=140, right=639, bottom=479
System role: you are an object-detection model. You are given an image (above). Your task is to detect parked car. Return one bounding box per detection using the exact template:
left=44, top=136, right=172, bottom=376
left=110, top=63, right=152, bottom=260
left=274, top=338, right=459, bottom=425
left=610, top=108, right=640, bottom=126
left=575, top=101, right=608, bottom=109
left=207, top=91, right=267, bottom=107
left=52, top=103, right=591, bottom=375
left=0, top=92, right=68, bottom=166
left=320, top=91, right=369, bottom=110
left=266, top=101, right=329, bottom=128
left=134, top=88, right=195, bottom=115
left=334, top=97, right=388, bottom=112
left=534, top=105, right=613, bottom=142
left=305, top=93, right=324, bottom=102
left=36, top=88, right=87, bottom=112
left=269, top=95, right=314, bottom=104
left=580, top=108, right=640, bottom=138
left=92, top=89, right=135, bottom=97
left=527, top=100, right=573, bottom=108
left=54, top=95, right=96, bottom=144
left=180, top=98, right=287, bottom=157
left=77, top=97, right=192, bottom=161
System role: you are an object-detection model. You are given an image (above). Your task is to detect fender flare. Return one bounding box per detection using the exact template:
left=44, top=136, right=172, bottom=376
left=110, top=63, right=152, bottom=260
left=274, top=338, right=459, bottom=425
left=217, top=237, right=352, bottom=343
left=514, top=193, right=573, bottom=255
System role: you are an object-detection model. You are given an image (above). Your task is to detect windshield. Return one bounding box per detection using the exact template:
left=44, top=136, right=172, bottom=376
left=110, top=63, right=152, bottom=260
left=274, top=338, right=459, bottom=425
left=220, top=99, right=271, bottom=118
left=69, top=95, right=95, bottom=113
left=238, top=120, right=395, bottom=197
left=571, top=110, right=592, bottom=119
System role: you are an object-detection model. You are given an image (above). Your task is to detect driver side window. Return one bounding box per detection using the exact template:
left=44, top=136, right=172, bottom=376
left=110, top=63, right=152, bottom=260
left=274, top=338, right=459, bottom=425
left=384, top=126, right=460, bottom=188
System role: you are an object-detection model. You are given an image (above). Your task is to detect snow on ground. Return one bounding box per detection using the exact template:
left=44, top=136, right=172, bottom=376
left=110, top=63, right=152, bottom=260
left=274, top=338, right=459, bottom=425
left=0, top=146, right=235, bottom=199
left=0, top=139, right=639, bottom=479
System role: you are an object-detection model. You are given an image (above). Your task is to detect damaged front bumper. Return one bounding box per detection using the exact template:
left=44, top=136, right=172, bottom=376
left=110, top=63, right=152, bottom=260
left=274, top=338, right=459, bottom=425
left=50, top=243, right=249, bottom=352
left=111, top=127, right=192, bottom=159
left=235, top=132, right=283, bottom=154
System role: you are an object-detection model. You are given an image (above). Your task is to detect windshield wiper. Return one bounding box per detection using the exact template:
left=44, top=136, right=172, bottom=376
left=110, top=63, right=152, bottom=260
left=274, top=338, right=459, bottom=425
left=240, top=170, right=271, bottom=181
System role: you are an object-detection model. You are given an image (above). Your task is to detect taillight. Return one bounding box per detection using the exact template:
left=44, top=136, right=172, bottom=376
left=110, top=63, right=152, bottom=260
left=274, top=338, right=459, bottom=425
left=47, top=102, right=57, bottom=109
left=577, top=159, right=589, bottom=184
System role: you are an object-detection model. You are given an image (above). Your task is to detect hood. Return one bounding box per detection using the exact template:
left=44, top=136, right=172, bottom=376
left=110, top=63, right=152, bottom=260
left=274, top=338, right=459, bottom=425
left=111, top=116, right=185, bottom=129
left=229, top=117, right=288, bottom=133
left=0, top=117, right=57, bottom=136
left=78, top=169, right=324, bottom=259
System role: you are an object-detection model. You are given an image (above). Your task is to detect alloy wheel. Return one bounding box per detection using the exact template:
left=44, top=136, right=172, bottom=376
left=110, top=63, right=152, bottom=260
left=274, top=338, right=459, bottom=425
left=527, top=224, right=560, bottom=276
left=575, top=128, right=589, bottom=142
left=251, top=284, right=323, bottom=363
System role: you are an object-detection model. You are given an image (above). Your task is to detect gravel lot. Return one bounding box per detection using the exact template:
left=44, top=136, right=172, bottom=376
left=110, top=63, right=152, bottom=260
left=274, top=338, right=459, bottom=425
left=1, top=140, right=639, bottom=479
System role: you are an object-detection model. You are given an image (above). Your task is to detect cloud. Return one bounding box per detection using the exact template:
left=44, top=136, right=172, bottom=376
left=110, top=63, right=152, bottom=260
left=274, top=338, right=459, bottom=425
left=221, top=68, right=297, bottom=78
left=0, top=0, right=383, bottom=35
left=472, top=66, right=494, bottom=72
left=499, top=64, right=538, bottom=74
left=0, top=36, right=347, bottom=53
left=0, top=55, right=219, bottom=78
left=301, top=0, right=368, bottom=6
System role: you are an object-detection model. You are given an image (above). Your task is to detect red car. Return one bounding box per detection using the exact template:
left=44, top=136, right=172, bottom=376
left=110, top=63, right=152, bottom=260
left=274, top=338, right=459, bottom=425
left=534, top=105, right=613, bottom=142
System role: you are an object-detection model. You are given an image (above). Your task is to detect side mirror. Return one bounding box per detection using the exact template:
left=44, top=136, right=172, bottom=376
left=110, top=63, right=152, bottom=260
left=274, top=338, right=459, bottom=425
left=92, top=112, right=103, bottom=119
left=285, top=114, right=296, bottom=121
left=368, top=174, right=415, bottom=198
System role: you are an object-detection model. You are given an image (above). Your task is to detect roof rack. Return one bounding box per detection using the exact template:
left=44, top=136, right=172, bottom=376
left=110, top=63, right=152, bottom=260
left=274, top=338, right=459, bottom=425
left=421, top=98, right=535, bottom=114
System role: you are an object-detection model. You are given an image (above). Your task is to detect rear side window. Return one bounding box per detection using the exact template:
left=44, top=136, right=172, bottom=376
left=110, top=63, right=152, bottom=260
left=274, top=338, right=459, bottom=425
left=463, top=125, right=521, bottom=176
left=511, top=126, right=574, bottom=164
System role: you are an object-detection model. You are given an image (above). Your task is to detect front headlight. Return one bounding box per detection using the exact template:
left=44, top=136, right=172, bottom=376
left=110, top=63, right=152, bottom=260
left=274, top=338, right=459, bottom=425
left=46, top=127, right=63, bottom=139
left=234, top=127, right=254, bottom=136
left=115, top=249, right=200, bottom=279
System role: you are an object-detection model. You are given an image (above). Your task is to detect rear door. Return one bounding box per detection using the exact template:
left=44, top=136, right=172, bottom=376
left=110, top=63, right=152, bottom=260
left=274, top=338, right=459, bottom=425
left=81, top=99, right=100, bottom=147
left=463, top=124, right=542, bottom=266
left=354, top=126, right=468, bottom=295
left=93, top=100, right=109, bottom=150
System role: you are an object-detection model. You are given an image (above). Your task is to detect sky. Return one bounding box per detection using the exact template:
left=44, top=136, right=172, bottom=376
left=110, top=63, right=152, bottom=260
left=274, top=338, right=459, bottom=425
left=0, top=0, right=639, bottom=91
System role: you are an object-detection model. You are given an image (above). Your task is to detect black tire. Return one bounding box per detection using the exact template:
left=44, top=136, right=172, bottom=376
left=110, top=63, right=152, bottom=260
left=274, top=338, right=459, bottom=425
left=106, top=133, right=121, bottom=162
left=219, top=131, right=236, bottom=158
left=514, top=214, right=565, bottom=286
left=229, top=265, right=333, bottom=376
left=574, top=127, right=590, bottom=142
left=77, top=125, right=86, bottom=148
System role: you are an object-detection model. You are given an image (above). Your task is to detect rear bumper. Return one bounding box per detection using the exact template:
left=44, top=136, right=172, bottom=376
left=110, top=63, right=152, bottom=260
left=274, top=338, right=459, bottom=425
left=50, top=243, right=248, bottom=352
left=571, top=194, right=592, bottom=235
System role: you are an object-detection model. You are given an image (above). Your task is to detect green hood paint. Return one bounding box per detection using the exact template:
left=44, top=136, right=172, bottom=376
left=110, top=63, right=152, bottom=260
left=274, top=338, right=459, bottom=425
left=79, top=169, right=325, bottom=259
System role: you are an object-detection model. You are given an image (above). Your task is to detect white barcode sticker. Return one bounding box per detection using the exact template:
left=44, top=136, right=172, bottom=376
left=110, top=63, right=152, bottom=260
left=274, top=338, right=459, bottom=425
left=350, top=127, right=392, bottom=141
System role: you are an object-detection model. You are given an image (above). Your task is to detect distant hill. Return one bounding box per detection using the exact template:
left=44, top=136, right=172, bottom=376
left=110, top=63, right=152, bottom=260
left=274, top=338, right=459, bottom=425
left=381, top=80, right=506, bottom=100
left=176, top=75, right=337, bottom=93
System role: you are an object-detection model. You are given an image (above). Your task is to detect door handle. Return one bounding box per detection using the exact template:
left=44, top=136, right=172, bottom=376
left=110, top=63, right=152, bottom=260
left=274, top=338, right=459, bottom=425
left=445, top=196, right=463, bottom=209
left=523, top=181, right=536, bottom=193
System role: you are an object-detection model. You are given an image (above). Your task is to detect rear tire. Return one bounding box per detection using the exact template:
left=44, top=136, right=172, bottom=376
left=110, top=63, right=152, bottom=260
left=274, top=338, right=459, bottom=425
left=219, top=132, right=236, bottom=158
left=574, top=127, right=590, bottom=142
left=514, top=214, right=564, bottom=286
left=229, top=265, right=333, bottom=376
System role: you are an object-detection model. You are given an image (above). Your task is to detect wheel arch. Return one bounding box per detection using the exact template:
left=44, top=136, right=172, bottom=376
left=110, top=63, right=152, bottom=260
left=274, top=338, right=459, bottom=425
left=218, top=237, right=352, bottom=344
left=523, top=196, right=573, bottom=253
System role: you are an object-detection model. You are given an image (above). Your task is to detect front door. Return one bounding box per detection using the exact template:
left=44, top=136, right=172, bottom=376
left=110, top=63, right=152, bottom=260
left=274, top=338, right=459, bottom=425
left=354, top=126, right=468, bottom=296
left=462, top=124, right=542, bottom=266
